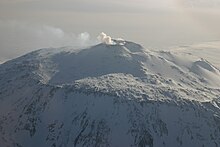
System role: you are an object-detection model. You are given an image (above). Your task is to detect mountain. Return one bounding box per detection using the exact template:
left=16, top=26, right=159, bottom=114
left=0, top=40, right=220, bottom=147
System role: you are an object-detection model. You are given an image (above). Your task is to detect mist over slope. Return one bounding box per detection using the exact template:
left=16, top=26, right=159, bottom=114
left=0, top=40, right=220, bottom=147
left=169, top=41, right=220, bottom=69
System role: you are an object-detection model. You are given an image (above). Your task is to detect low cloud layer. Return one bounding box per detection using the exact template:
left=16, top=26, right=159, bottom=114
left=0, top=20, right=98, bottom=62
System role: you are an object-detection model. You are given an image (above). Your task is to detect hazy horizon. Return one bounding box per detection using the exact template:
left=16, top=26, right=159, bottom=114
left=0, top=0, right=220, bottom=62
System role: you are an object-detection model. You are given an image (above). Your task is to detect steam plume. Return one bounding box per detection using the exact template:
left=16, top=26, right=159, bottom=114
left=97, top=32, right=114, bottom=45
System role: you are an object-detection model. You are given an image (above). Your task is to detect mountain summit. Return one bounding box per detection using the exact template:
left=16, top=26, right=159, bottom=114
left=0, top=41, right=220, bottom=147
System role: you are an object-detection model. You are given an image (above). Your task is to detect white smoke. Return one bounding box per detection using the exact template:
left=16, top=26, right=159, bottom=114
left=97, top=32, right=115, bottom=45
left=0, top=20, right=98, bottom=62
left=77, top=32, right=92, bottom=46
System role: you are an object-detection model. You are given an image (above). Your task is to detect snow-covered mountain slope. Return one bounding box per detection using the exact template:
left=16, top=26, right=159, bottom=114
left=0, top=40, right=220, bottom=147
left=168, top=41, right=220, bottom=69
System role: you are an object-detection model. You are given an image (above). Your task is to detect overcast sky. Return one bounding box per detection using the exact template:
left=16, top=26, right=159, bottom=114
left=0, top=0, right=220, bottom=62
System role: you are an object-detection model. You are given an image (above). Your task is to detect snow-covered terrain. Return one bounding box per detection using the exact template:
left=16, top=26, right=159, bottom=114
left=0, top=40, right=220, bottom=147
left=169, top=41, right=220, bottom=69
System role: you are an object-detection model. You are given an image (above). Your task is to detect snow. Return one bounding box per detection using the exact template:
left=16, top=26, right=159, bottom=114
left=0, top=40, right=220, bottom=147
left=169, top=41, right=220, bottom=69
left=164, top=41, right=220, bottom=87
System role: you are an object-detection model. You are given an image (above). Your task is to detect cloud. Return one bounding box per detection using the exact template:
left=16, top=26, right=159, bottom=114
left=77, top=32, right=91, bottom=46
left=0, top=20, right=98, bottom=61
left=180, top=0, right=220, bottom=9
left=97, top=32, right=115, bottom=45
